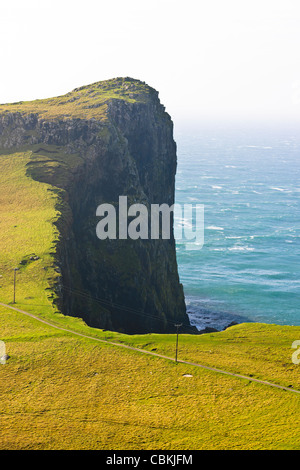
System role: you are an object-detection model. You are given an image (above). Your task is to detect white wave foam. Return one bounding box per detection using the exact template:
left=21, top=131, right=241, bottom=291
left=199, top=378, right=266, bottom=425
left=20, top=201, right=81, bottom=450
left=225, top=236, right=244, bottom=239
left=228, top=245, right=254, bottom=252
left=207, top=225, right=224, bottom=230
left=244, top=145, right=272, bottom=150
left=270, top=187, right=285, bottom=192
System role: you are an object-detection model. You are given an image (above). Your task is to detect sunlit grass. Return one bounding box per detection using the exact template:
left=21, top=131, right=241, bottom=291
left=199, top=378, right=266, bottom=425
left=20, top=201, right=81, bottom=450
left=0, top=77, right=150, bottom=121
left=0, top=151, right=60, bottom=315
left=1, top=304, right=300, bottom=450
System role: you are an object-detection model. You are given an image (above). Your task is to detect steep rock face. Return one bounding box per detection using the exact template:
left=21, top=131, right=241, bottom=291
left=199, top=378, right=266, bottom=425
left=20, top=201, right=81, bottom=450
left=0, top=78, right=193, bottom=333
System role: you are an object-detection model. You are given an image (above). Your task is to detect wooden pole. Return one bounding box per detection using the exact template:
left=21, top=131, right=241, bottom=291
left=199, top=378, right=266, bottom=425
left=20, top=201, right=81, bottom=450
left=13, top=268, right=17, bottom=304
left=174, top=323, right=182, bottom=362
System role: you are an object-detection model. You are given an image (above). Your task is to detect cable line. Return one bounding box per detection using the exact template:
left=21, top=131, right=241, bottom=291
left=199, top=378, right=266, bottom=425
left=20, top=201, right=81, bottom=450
left=60, top=283, right=195, bottom=331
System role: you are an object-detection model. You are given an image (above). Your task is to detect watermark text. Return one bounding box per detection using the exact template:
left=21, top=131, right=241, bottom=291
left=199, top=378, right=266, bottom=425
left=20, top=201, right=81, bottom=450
left=96, top=196, right=204, bottom=250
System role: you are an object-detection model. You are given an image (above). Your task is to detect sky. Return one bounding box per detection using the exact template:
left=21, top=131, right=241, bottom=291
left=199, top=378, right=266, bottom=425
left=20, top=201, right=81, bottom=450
left=1, top=0, right=300, bottom=125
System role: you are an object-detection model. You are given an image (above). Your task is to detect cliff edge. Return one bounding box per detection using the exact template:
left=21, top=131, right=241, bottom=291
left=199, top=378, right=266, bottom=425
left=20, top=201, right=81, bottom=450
left=0, top=77, right=193, bottom=334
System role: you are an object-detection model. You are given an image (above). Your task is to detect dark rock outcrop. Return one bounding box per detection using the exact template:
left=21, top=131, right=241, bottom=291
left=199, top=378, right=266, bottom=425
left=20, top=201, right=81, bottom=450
left=0, top=77, right=194, bottom=334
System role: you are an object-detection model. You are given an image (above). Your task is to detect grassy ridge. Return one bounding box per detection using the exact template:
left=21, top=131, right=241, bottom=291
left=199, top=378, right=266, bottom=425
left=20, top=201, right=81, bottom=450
left=0, top=78, right=151, bottom=121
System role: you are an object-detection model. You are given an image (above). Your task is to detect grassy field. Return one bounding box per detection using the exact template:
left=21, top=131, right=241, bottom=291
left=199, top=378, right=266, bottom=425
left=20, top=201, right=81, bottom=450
left=1, top=303, right=300, bottom=450
left=0, top=144, right=300, bottom=450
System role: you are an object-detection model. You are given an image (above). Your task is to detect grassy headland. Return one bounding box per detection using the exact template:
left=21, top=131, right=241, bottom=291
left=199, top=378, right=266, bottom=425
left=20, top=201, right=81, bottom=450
left=0, top=77, right=153, bottom=121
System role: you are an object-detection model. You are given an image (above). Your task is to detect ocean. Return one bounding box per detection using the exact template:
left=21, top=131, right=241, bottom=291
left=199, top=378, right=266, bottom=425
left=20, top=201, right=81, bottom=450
left=174, top=122, right=300, bottom=331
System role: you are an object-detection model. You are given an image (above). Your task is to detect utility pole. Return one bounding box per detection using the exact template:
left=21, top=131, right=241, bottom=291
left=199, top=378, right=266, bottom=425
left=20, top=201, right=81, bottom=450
left=174, top=323, right=182, bottom=363
left=13, top=268, right=18, bottom=304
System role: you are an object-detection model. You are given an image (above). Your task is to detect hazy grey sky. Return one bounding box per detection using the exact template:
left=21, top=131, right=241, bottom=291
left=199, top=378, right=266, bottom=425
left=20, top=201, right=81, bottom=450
left=1, top=0, right=300, bottom=124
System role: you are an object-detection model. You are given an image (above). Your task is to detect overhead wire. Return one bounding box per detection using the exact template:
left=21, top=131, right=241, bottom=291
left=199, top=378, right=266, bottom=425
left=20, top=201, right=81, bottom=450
left=60, top=283, right=195, bottom=331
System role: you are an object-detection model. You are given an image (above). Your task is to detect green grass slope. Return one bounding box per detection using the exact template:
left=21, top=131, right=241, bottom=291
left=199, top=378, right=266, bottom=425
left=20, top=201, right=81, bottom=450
left=0, top=77, right=153, bottom=121
left=1, top=304, right=300, bottom=450
left=0, top=151, right=61, bottom=315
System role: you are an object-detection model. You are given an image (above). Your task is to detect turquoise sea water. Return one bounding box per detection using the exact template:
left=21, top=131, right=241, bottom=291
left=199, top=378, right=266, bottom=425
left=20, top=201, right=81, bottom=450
left=174, top=123, right=300, bottom=331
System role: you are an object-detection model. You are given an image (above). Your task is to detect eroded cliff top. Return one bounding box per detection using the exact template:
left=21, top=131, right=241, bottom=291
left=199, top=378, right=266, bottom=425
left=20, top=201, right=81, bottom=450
left=0, top=77, right=158, bottom=121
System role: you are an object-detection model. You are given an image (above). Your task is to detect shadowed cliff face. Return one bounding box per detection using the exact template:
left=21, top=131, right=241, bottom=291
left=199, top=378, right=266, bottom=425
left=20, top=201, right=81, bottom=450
left=0, top=77, right=193, bottom=334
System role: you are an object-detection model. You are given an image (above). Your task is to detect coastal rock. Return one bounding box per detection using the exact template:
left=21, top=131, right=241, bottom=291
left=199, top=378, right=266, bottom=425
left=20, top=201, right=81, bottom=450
left=224, top=321, right=238, bottom=330
left=198, top=326, right=219, bottom=334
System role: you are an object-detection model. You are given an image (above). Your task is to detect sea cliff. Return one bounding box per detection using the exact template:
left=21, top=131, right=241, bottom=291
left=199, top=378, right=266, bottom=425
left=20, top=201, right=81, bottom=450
left=0, top=77, right=193, bottom=333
